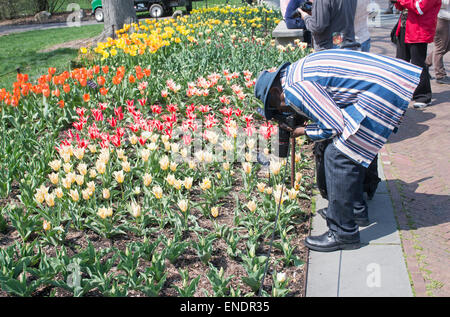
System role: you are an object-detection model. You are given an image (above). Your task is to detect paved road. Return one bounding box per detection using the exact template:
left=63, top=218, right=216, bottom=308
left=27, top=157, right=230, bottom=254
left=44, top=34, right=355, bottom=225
left=0, top=19, right=101, bottom=36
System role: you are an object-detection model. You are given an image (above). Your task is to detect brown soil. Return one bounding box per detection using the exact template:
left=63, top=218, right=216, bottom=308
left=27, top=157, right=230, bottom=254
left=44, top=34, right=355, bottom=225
left=38, top=37, right=98, bottom=53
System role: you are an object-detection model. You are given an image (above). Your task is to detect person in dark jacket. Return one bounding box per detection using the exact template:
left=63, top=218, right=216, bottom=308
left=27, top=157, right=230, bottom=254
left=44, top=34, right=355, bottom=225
left=296, top=0, right=358, bottom=51
left=284, top=0, right=312, bottom=45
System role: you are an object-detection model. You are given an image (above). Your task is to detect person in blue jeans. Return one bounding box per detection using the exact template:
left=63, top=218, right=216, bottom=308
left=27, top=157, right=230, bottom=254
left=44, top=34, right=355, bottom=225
left=284, top=0, right=312, bottom=45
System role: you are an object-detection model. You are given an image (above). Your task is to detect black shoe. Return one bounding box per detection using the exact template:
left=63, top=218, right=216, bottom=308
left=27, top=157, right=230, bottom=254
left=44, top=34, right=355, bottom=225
left=304, top=230, right=360, bottom=252
left=354, top=216, right=370, bottom=227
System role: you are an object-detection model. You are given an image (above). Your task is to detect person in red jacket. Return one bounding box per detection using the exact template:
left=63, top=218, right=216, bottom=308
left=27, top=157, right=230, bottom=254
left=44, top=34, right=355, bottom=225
left=393, top=0, right=442, bottom=108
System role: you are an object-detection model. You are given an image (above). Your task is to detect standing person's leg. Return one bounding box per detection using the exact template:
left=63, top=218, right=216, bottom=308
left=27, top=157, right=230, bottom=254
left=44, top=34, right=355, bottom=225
left=410, top=43, right=432, bottom=107
left=434, top=18, right=450, bottom=83
left=304, top=142, right=361, bottom=252
left=364, top=154, right=380, bottom=200
left=396, top=27, right=411, bottom=62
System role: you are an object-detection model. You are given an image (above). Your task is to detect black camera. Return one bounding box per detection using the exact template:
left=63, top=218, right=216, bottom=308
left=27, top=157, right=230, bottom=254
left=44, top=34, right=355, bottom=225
left=291, top=1, right=313, bottom=18
left=257, top=107, right=308, bottom=158
left=272, top=112, right=308, bottom=157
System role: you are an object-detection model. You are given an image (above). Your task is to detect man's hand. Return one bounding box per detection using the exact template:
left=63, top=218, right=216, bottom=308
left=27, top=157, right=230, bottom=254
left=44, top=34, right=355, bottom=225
left=292, top=126, right=306, bottom=138
left=279, top=123, right=306, bottom=138
left=299, top=8, right=309, bottom=20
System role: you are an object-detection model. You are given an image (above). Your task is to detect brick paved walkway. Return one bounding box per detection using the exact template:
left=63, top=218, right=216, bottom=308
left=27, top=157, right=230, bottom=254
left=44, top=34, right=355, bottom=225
left=370, top=18, right=450, bottom=297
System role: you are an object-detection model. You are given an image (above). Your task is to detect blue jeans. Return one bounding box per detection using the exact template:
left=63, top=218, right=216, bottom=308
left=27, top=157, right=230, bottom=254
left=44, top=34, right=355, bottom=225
left=324, top=142, right=363, bottom=241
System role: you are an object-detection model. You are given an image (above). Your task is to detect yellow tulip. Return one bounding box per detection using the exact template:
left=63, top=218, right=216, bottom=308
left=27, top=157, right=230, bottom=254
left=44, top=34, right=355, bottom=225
left=63, top=163, right=72, bottom=174
left=82, top=188, right=91, bottom=201
left=166, top=174, right=176, bottom=186
left=114, top=170, right=125, bottom=183
left=43, top=220, right=51, bottom=231
left=45, top=193, right=55, bottom=207
left=69, top=189, right=79, bottom=202
left=246, top=200, right=257, bottom=212
left=159, top=155, right=170, bottom=170
left=177, top=199, right=188, bottom=212
left=129, top=134, right=138, bottom=145
left=116, top=149, right=126, bottom=160
left=75, top=174, right=84, bottom=186
left=184, top=177, right=193, bottom=190
left=89, top=168, right=97, bottom=178
left=257, top=182, right=266, bottom=193
left=152, top=185, right=163, bottom=199
left=96, top=161, right=106, bottom=175
left=270, top=160, right=282, bottom=176
left=73, top=148, right=85, bottom=160
left=103, top=188, right=110, bottom=199
left=62, top=177, right=72, bottom=189
left=49, top=160, right=61, bottom=172
left=77, top=163, right=88, bottom=176
left=287, top=188, right=298, bottom=200
left=48, top=173, right=59, bottom=185
left=55, top=187, right=63, bottom=199
left=200, top=178, right=212, bottom=191
left=211, top=206, right=219, bottom=218
left=242, top=162, right=252, bottom=175
left=88, top=144, right=97, bottom=153
left=130, top=202, right=141, bottom=218
left=141, top=149, right=150, bottom=162
left=143, top=173, right=152, bottom=187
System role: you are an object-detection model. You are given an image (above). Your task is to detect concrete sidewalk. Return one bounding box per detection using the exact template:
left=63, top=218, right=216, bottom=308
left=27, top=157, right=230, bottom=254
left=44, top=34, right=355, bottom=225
left=306, top=158, right=413, bottom=297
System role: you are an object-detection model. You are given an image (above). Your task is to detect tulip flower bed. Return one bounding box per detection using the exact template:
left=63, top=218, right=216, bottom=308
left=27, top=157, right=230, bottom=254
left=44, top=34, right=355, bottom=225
left=0, top=5, right=315, bottom=297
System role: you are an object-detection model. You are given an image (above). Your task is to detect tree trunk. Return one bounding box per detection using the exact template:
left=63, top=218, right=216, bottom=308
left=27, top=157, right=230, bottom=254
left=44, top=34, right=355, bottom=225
left=96, top=0, right=137, bottom=42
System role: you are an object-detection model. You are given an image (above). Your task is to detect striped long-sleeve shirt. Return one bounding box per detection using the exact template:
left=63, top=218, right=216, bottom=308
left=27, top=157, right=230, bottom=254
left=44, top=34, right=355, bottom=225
left=280, top=49, right=422, bottom=167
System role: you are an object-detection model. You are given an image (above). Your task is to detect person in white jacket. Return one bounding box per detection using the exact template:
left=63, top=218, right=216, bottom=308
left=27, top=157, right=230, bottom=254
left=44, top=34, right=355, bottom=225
left=426, top=0, right=450, bottom=84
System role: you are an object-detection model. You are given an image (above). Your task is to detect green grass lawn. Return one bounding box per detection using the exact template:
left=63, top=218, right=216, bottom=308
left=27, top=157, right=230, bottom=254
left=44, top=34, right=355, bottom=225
left=0, top=24, right=103, bottom=89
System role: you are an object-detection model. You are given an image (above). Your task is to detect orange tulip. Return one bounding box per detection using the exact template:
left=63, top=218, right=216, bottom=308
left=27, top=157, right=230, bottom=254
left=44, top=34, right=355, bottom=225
left=63, top=84, right=70, bottom=94
left=58, top=100, right=65, bottom=108
left=100, top=87, right=108, bottom=96
left=48, top=67, right=56, bottom=75
left=112, top=76, right=121, bottom=85
left=80, top=78, right=87, bottom=87
left=102, top=65, right=109, bottom=74
left=97, top=76, right=106, bottom=86
left=83, top=93, right=90, bottom=102
left=128, top=75, right=136, bottom=84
